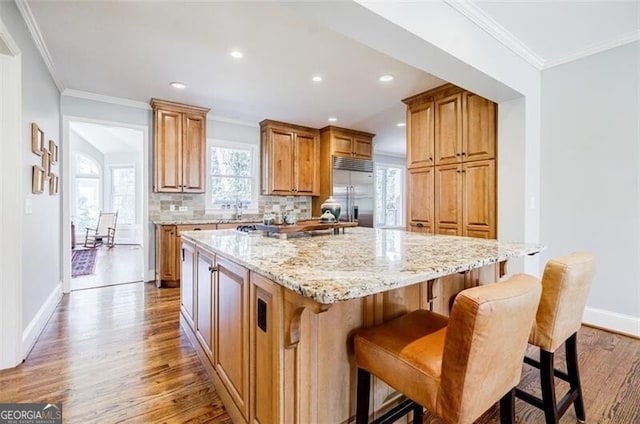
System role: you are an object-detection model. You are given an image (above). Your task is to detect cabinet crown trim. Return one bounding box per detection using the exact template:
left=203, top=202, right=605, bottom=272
left=150, top=98, right=210, bottom=114
left=402, top=83, right=464, bottom=106
left=320, top=125, right=375, bottom=138
left=259, top=119, right=318, bottom=134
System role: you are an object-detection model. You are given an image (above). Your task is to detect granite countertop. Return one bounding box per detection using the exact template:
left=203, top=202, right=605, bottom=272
left=181, top=227, right=545, bottom=304
left=153, top=218, right=260, bottom=225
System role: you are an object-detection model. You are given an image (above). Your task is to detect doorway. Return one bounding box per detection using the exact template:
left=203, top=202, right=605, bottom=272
left=63, top=118, right=149, bottom=292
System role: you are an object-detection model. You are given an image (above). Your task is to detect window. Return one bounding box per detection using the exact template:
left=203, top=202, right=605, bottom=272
left=74, top=153, right=101, bottom=233
left=110, top=166, right=136, bottom=225
left=207, top=139, right=259, bottom=211
left=375, top=165, right=405, bottom=228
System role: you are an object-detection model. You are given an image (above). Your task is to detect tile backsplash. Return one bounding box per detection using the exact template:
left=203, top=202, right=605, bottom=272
left=149, top=192, right=312, bottom=222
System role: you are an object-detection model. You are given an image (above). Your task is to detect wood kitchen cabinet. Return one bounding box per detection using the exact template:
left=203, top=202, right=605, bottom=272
left=404, top=84, right=496, bottom=238
left=180, top=238, right=196, bottom=330
left=196, top=248, right=216, bottom=360
left=260, top=120, right=319, bottom=196
left=214, top=255, right=250, bottom=420
left=151, top=99, right=209, bottom=193
left=312, top=125, right=376, bottom=216
left=434, top=160, right=496, bottom=238
left=155, top=223, right=217, bottom=288
left=407, top=166, right=434, bottom=234
left=320, top=126, right=374, bottom=160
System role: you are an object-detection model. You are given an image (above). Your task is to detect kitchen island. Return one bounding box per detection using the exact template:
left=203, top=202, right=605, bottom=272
left=179, top=227, right=544, bottom=424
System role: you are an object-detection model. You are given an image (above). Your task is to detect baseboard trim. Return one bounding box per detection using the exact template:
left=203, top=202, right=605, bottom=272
left=146, top=269, right=155, bottom=283
left=583, top=306, right=640, bottom=338
left=22, top=281, right=63, bottom=359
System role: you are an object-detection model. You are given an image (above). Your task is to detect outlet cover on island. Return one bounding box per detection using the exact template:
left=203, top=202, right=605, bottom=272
left=178, top=206, right=189, bottom=212
left=169, top=204, right=176, bottom=212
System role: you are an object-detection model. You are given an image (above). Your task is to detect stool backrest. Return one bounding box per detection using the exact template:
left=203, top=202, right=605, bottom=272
left=530, top=252, right=595, bottom=352
left=437, top=274, right=541, bottom=424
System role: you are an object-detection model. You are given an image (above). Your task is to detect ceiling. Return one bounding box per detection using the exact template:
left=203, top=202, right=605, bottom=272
left=70, top=122, right=142, bottom=154
left=27, top=1, right=639, bottom=156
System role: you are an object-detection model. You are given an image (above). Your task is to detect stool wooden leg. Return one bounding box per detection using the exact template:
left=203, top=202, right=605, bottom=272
left=500, top=388, right=515, bottom=424
left=540, top=350, right=560, bottom=424
left=566, top=333, right=586, bottom=422
left=356, top=368, right=371, bottom=424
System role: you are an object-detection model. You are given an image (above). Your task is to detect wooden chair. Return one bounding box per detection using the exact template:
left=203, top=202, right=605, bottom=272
left=84, top=211, right=118, bottom=248
left=354, top=274, right=542, bottom=424
left=516, top=253, right=595, bottom=424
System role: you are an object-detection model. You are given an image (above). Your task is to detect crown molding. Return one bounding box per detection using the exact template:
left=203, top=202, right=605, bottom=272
left=209, top=115, right=259, bottom=128
left=444, top=0, right=545, bottom=70
left=62, top=89, right=151, bottom=110
left=543, top=29, right=640, bottom=69
left=15, top=0, right=64, bottom=93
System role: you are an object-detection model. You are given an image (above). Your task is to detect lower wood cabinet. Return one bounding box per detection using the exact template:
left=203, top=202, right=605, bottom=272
left=180, top=238, right=196, bottom=330
left=214, top=256, right=250, bottom=420
left=196, top=248, right=215, bottom=359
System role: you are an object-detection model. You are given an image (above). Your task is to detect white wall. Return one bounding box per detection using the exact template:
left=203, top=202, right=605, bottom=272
left=540, top=42, right=640, bottom=333
left=0, top=1, right=62, bottom=334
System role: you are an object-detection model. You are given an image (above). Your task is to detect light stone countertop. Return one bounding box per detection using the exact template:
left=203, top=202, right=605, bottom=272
left=181, top=227, right=545, bottom=304
left=153, top=218, right=260, bottom=225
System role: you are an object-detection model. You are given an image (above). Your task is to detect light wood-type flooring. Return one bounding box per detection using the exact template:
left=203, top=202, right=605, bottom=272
left=0, top=282, right=638, bottom=423
left=71, top=245, right=144, bottom=291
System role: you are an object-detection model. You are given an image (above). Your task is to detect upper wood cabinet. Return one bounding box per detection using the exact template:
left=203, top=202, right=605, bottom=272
left=151, top=99, right=209, bottom=193
left=404, top=85, right=496, bottom=168
left=260, top=120, right=319, bottom=196
left=407, top=101, right=435, bottom=168
left=320, top=126, right=374, bottom=160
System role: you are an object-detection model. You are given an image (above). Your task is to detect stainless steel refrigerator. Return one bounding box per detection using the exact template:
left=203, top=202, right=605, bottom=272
left=332, top=156, right=375, bottom=228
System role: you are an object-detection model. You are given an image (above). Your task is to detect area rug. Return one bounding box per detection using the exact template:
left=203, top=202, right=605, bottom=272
left=72, top=248, right=97, bottom=277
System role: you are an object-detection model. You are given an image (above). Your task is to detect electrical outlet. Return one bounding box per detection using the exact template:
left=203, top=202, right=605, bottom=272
left=169, top=204, right=176, bottom=212
left=178, top=206, right=189, bottom=212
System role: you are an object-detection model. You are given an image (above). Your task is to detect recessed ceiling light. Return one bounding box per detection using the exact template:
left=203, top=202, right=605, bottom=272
left=230, top=50, right=243, bottom=59
left=312, top=76, right=323, bottom=83
left=170, top=81, right=186, bottom=89
left=328, top=117, right=337, bottom=122
left=396, top=122, right=406, bottom=127
left=379, top=75, right=394, bottom=82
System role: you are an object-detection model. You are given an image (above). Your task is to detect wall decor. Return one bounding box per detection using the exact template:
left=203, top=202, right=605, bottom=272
left=49, top=173, right=58, bottom=195
left=31, top=123, right=44, bottom=156
left=42, top=147, right=51, bottom=178
left=32, top=165, right=44, bottom=194
left=49, top=140, right=58, bottom=163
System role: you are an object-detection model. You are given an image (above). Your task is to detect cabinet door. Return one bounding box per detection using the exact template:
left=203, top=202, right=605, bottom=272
left=434, top=93, right=462, bottom=165
left=180, top=240, right=196, bottom=330
left=407, top=167, right=434, bottom=233
left=407, top=102, right=434, bottom=168
left=182, top=113, right=206, bottom=193
left=196, top=249, right=215, bottom=360
left=158, top=225, right=178, bottom=281
left=154, top=109, right=183, bottom=192
left=294, top=132, right=318, bottom=195
left=333, top=134, right=353, bottom=157
left=250, top=273, right=282, bottom=424
left=269, top=129, right=295, bottom=194
left=353, top=137, right=372, bottom=159
left=463, top=93, right=496, bottom=162
left=215, top=256, right=250, bottom=419
left=463, top=160, right=495, bottom=239
left=435, top=164, right=462, bottom=236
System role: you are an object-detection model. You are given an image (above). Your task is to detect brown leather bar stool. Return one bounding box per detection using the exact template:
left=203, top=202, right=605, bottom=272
left=516, top=252, right=595, bottom=424
left=354, top=274, right=542, bottom=424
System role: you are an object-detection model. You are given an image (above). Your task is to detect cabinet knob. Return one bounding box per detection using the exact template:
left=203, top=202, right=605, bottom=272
left=208, top=265, right=218, bottom=273
left=456, top=153, right=461, bottom=157
left=416, top=222, right=424, bottom=228
left=461, top=152, right=466, bottom=156
left=429, top=157, right=433, bottom=161
left=457, top=170, right=461, bottom=173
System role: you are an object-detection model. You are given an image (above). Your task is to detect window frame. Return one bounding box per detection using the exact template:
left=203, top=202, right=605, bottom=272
left=73, top=152, right=103, bottom=235
left=108, top=164, right=137, bottom=226
left=206, top=138, right=259, bottom=213
left=374, top=163, right=406, bottom=229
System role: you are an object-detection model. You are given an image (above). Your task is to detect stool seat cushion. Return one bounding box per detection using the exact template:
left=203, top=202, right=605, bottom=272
left=355, top=310, right=448, bottom=411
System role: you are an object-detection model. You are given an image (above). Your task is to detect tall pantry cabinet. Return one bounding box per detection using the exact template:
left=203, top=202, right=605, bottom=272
left=404, top=84, right=496, bottom=239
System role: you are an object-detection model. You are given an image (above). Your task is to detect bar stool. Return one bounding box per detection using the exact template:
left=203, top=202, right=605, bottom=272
left=516, top=252, right=595, bottom=424
left=354, top=274, right=542, bottom=424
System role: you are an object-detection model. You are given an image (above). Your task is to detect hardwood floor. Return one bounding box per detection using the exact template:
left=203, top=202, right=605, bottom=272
left=0, top=282, right=232, bottom=423
left=1, top=282, right=638, bottom=423
left=71, top=245, right=144, bottom=291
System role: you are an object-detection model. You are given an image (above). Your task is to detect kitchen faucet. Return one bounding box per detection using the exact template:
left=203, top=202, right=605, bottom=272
left=234, top=199, right=243, bottom=219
